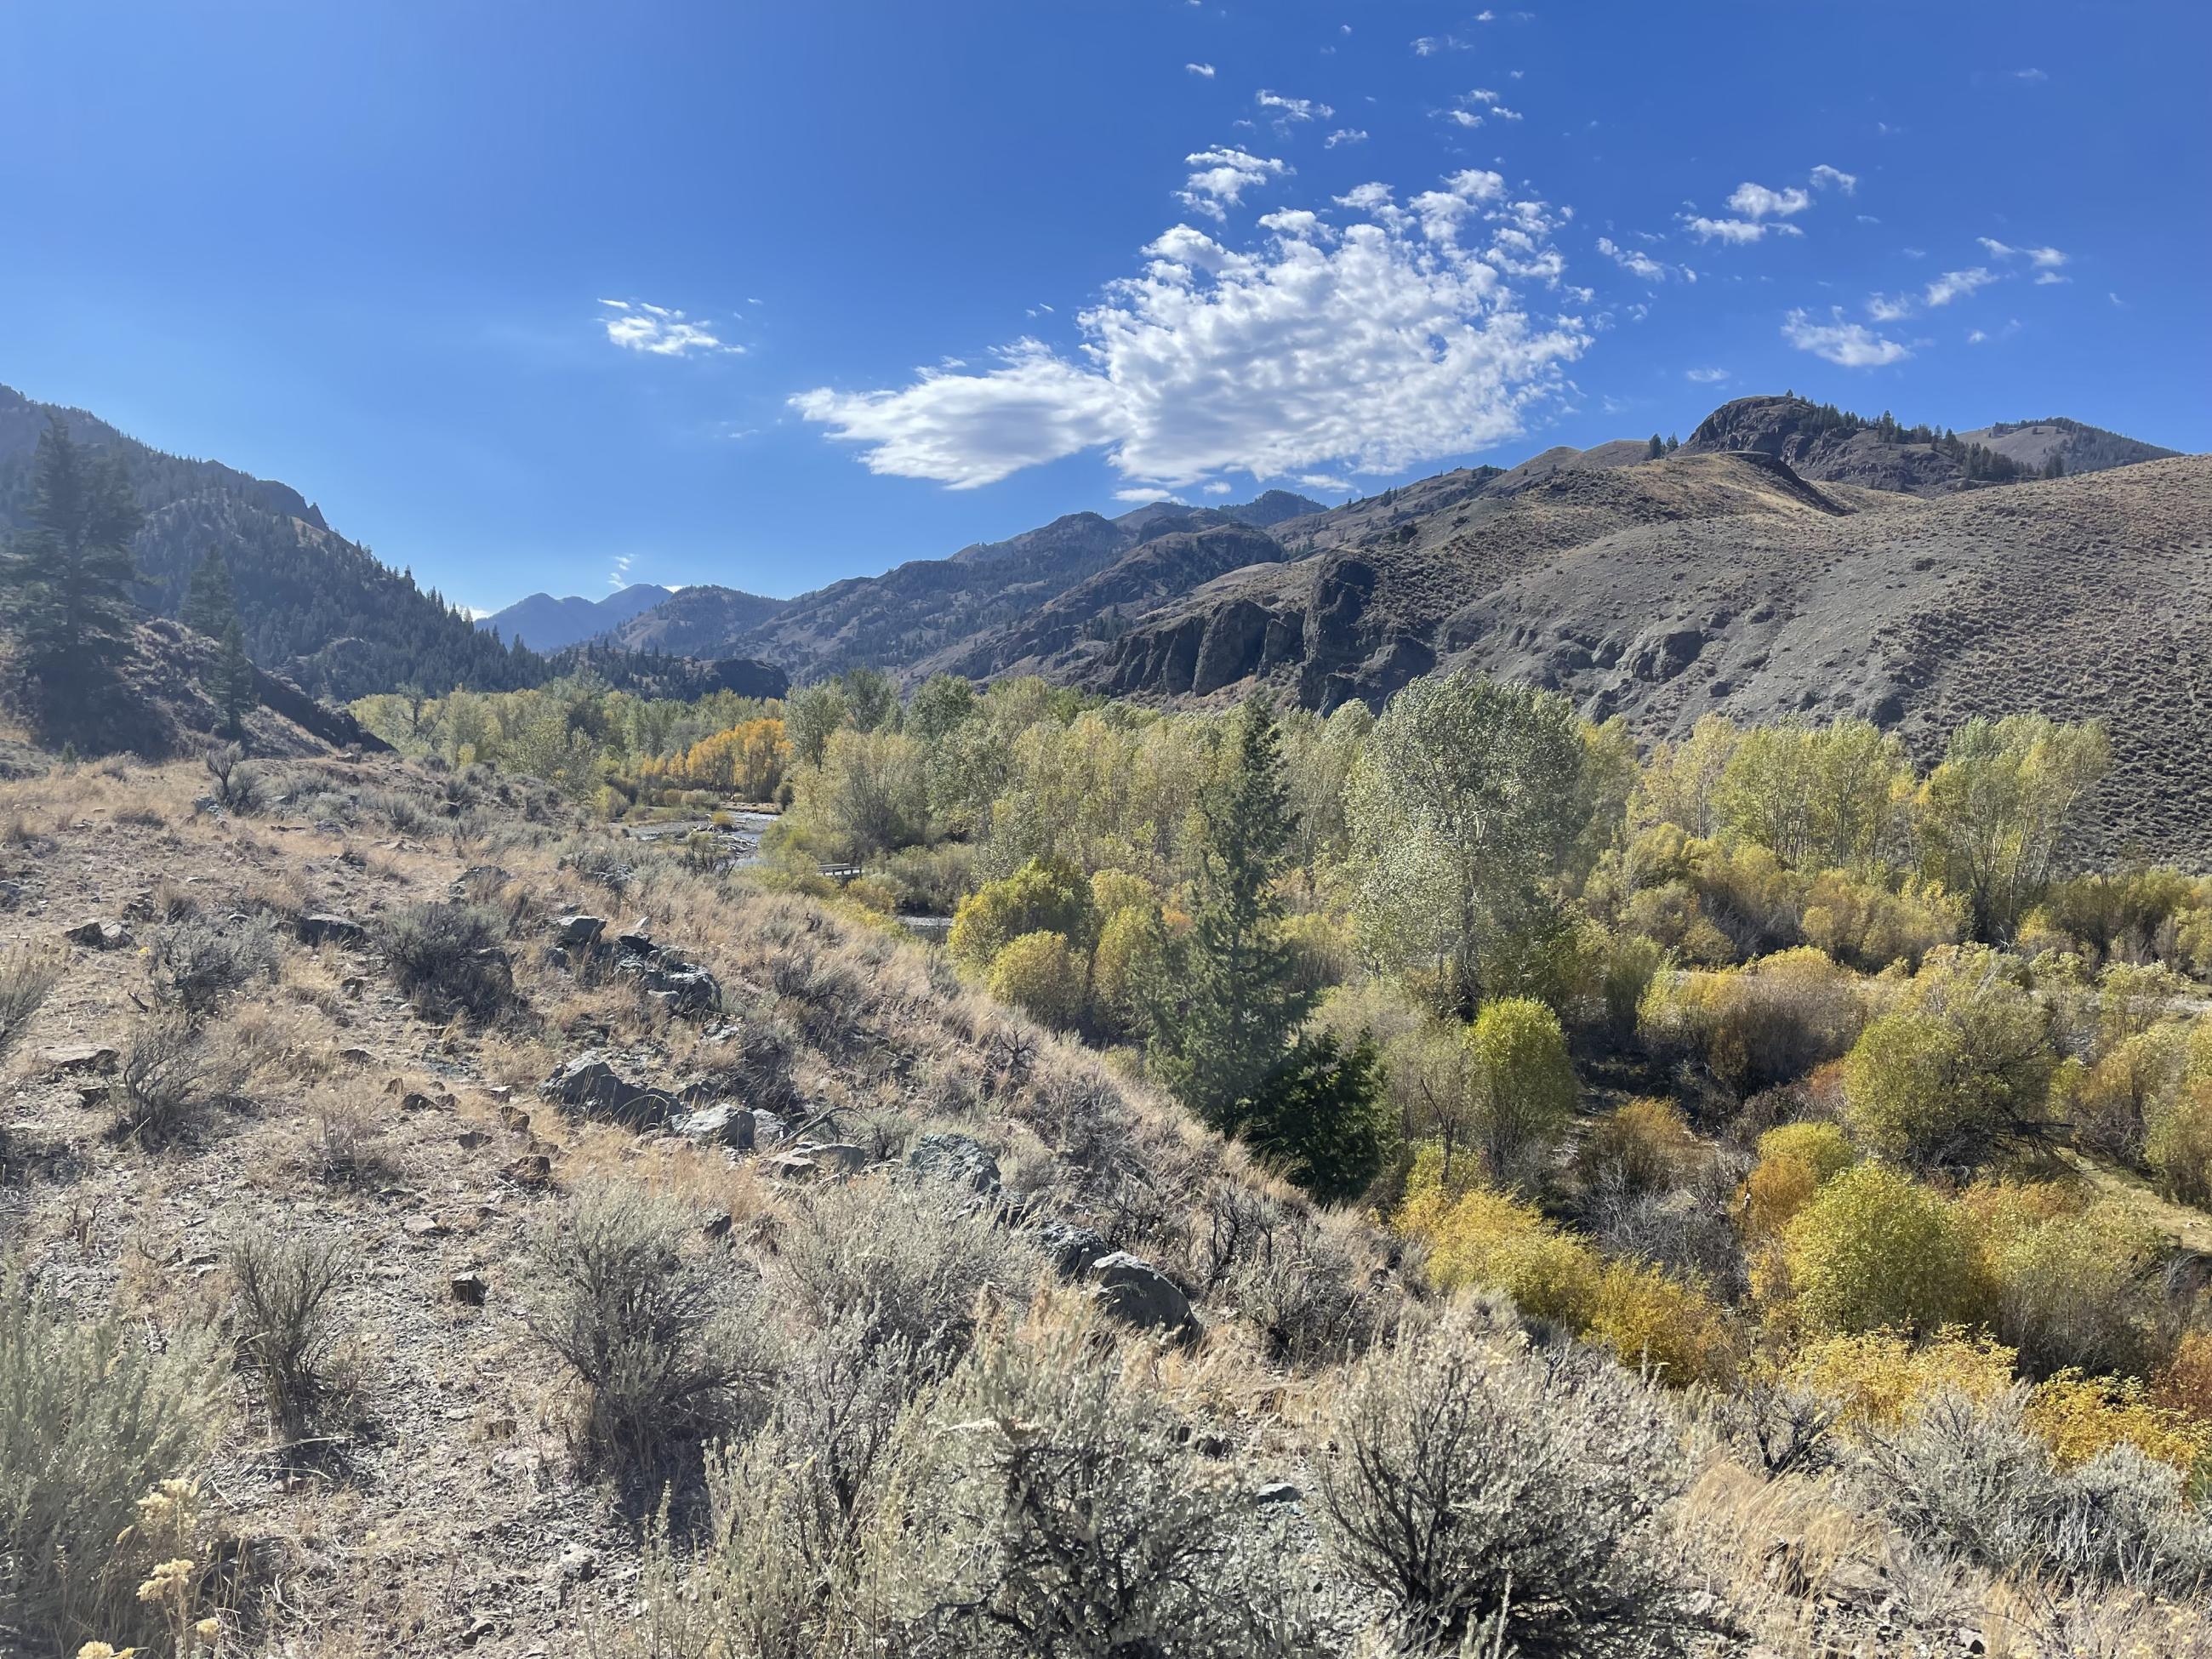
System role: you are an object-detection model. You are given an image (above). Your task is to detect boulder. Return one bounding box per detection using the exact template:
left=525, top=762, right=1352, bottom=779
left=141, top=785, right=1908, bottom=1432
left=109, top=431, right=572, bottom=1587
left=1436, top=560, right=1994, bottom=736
left=907, top=1132, right=1002, bottom=1195
left=675, top=1103, right=755, bottom=1150
left=504, top=1152, right=553, bottom=1188
left=1254, top=1481, right=1302, bottom=1507
left=43, top=1044, right=120, bottom=1075
left=1036, top=1220, right=1111, bottom=1280
left=64, top=918, right=132, bottom=950
left=552, top=914, right=607, bottom=948
left=1086, top=1251, right=1194, bottom=1337
left=450, top=1271, right=489, bottom=1306
left=805, top=1142, right=869, bottom=1177
left=295, top=913, right=368, bottom=947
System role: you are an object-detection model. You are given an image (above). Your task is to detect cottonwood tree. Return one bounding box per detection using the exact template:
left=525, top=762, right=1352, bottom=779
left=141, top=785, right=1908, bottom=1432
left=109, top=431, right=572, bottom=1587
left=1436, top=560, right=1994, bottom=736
left=1348, top=670, right=1592, bottom=1015
left=1917, top=715, right=2109, bottom=941
left=0, top=416, right=145, bottom=690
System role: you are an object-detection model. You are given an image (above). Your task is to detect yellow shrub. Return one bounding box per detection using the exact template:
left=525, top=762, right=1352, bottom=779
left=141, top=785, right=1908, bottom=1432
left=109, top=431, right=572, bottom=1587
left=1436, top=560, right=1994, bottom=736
left=1638, top=948, right=1861, bottom=1094
left=2146, top=1074, right=2212, bottom=1209
left=1588, top=1261, right=1737, bottom=1388
left=984, top=931, right=1086, bottom=1030
left=2024, top=1372, right=2210, bottom=1475
left=1800, top=869, right=1962, bottom=973
left=1403, top=1185, right=1602, bottom=1329
left=1742, top=1121, right=1857, bottom=1239
left=1786, top=1326, right=2015, bottom=1429
left=2151, top=1330, right=2212, bottom=1425
left=1577, top=1097, right=1699, bottom=1197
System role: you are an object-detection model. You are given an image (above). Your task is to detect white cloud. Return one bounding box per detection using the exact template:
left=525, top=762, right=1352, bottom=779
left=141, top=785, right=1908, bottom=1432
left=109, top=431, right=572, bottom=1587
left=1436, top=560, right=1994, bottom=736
left=1411, top=34, right=1467, bottom=54
left=599, top=299, right=738, bottom=357
left=1683, top=215, right=1801, bottom=244
left=1977, top=237, right=2067, bottom=271
left=1114, top=488, right=1189, bottom=505
left=1201, top=481, right=1234, bottom=495
left=608, top=553, right=636, bottom=589
left=1966, top=329, right=1987, bottom=345
left=1924, top=266, right=1996, bottom=307
left=1325, top=128, right=1369, bottom=147
left=1782, top=307, right=1910, bottom=368
left=1728, top=181, right=1812, bottom=219
left=1595, top=236, right=1668, bottom=282
left=1257, top=88, right=1334, bottom=123
left=1177, top=147, right=1291, bottom=220
left=1185, top=62, right=1215, bottom=77
left=792, top=171, right=1588, bottom=490
left=1685, top=367, right=1730, bottom=384
left=1866, top=292, right=1916, bottom=322
left=1810, top=164, right=1858, bottom=195
left=2015, top=67, right=2048, bottom=83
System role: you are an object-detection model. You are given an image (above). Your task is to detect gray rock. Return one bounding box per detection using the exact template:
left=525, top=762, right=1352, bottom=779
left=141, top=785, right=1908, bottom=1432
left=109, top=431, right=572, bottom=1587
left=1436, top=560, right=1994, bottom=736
left=450, top=1272, right=488, bottom=1306
left=43, top=1044, right=120, bottom=1075
left=1036, top=1220, right=1111, bottom=1280
left=539, top=1052, right=672, bottom=1128
left=64, top=918, right=131, bottom=949
left=295, top=912, right=368, bottom=946
left=676, top=1103, right=755, bottom=1150
left=1086, top=1251, right=1194, bottom=1337
left=806, top=1142, right=869, bottom=1177
left=553, top=914, right=607, bottom=948
left=1254, top=1481, right=1302, bottom=1506
left=907, top=1132, right=1002, bottom=1195
left=765, top=1151, right=820, bottom=1181
left=0, top=880, right=22, bottom=909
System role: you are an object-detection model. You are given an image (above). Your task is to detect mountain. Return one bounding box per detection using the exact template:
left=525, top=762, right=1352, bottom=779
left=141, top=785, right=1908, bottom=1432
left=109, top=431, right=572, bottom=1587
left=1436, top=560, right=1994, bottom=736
left=1679, top=394, right=2039, bottom=494
left=0, top=384, right=541, bottom=701
left=1956, top=417, right=2181, bottom=476
left=476, top=583, right=677, bottom=652
left=596, top=584, right=792, bottom=657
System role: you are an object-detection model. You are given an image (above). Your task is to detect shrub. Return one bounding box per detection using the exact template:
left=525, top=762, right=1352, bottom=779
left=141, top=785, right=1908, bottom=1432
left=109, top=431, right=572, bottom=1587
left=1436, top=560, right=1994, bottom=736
left=1241, top=1030, right=1390, bottom=1206
left=1577, top=1097, right=1699, bottom=1200
left=1467, top=995, right=1575, bottom=1191
left=1780, top=1164, right=1981, bottom=1336
left=1588, top=1260, right=1739, bottom=1388
left=0, top=945, right=62, bottom=1064
left=148, top=914, right=278, bottom=1019
left=1401, top=1183, right=1602, bottom=1330
left=1087, top=904, right=1163, bottom=1035
left=1638, top=948, right=1862, bottom=1094
left=1315, top=1305, right=1705, bottom=1657
left=1799, top=869, right=1962, bottom=973
left=1742, top=1121, right=1856, bottom=1239
left=1964, top=1184, right=2161, bottom=1379
left=2146, top=1073, right=2212, bottom=1208
left=983, top=929, right=1085, bottom=1030
left=2023, top=1371, right=2210, bottom=1474
left=1787, top=1327, right=2015, bottom=1431
left=879, top=1304, right=1314, bottom=1658
left=231, top=1229, right=348, bottom=1435
left=0, top=1275, right=225, bottom=1651
left=2152, top=1330, right=2212, bottom=1424
left=1850, top=1388, right=2212, bottom=1593
left=113, top=1015, right=242, bottom=1144
left=531, top=1185, right=776, bottom=1486
left=947, top=854, right=1096, bottom=977
left=1841, top=945, right=2057, bottom=1172
left=1599, top=932, right=1668, bottom=1045
left=380, top=900, right=513, bottom=1022
left=203, top=741, right=265, bottom=812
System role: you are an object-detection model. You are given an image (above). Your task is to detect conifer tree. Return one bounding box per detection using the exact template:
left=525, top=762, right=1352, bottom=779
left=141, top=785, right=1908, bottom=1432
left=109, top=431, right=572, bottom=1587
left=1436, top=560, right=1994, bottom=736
left=0, top=417, right=144, bottom=687
left=1138, top=695, right=1314, bottom=1132
left=1646, top=433, right=1664, bottom=459
left=181, top=547, right=237, bottom=636
left=216, top=617, right=257, bottom=736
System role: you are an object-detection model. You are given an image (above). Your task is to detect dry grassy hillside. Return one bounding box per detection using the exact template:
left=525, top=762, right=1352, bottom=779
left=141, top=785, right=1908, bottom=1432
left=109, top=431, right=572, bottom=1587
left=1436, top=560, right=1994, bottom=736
left=5, top=750, right=2212, bottom=1656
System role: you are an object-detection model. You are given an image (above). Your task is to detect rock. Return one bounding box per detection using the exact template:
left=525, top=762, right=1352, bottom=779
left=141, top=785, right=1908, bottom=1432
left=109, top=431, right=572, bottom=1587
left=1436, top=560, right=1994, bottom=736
left=457, top=1129, right=492, bottom=1151
left=552, top=914, right=607, bottom=948
left=335, top=1046, right=373, bottom=1066
left=806, top=1142, right=869, bottom=1177
left=504, top=1152, right=553, bottom=1188
left=75, top=1082, right=112, bottom=1106
left=1625, top=625, right=1707, bottom=683
left=450, top=1272, right=488, bottom=1306
left=0, top=880, right=23, bottom=909
left=765, top=1151, right=819, bottom=1181
left=1036, top=1220, right=1111, bottom=1280
left=64, top=918, right=131, bottom=950
left=295, top=913, right=368, bottom=947
left=614, top=930, right=658, bottom=957
left=675, top=1103, right=755, bottom=1150
left=1253, top=1481, right=1302, bottom=1507
left=1086, top=1251, right=1194, bottom=1337
left=539, top=1053, right=672, bottom=1126
left=555, top=1545, right=599, bottom=1585
left=752, top=1109, right=789, bottom=1145
left=404, top=1217, right=450, bottom=1241
left=44, top=1044, right=120, bottom=1075
left=498, top=1105, right=532, bottom=1135
left=907, top=1132, right=1002, bottom=1195
left=702, top=1211, right=734, bottom=1242
left=400, top=1091, right=449, bottom=1114
left=485, top=1085, right=512, bottom=1103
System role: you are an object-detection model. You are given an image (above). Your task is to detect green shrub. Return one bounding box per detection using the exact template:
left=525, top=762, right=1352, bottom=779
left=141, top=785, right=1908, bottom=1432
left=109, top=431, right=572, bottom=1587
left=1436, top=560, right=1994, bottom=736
left=946, top=854, right=1095, bottom=977
left=984, top=929, right=1085, bottom=1030
left=1468, top=995, right=1576, bottom=1191
left=231, top=1229, right=348, bottom=1435
left=0, top=1275, right=225, bottom=1652
left=148, top=914, right=278, bottom=1019
left=1742, top=1120, right=1857, bottom=1238
left=1781, top=1163, right=1981, bottom=1335
left=0, top=946, right=62, bottom=1065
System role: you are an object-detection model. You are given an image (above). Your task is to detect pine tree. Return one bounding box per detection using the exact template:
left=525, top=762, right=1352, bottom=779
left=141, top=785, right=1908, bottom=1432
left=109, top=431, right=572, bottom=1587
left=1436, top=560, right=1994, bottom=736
left=216, top=617, right=257, bottom=736
left=0, top=417, right=145, bottom=686
left=1646, top=433, right=1665, bottom=459
left=180, top=547, right=237, bottom=636
left=1137, top=696, right=1314, bottom=1133
left=1665, top=432, right=1680, bottom=453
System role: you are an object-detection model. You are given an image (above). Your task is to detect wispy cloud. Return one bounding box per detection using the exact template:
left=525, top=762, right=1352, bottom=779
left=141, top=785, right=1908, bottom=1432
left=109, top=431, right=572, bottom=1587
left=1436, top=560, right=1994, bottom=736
left=1782, top=307, right=1910, bottom=368
left=1257, top=88, right=1334, bottom=123
left=793, top=169, right=1587, bottom=491
left=1977, top=237, right=2068, bottom=284
left=1177, top=146, right=1291, bottom=220
left=2014, top=66, right=2048, bottom=83
left=1728, top=181, right=1811, bottom=219
left=1325, top=128, right=1369, bottom=147
left=1866, top=292, right=1916, bottom=322
left=1685, top=367, right=1730, bottom=384
left=1595, top=236, right=1670, bottom=282
left=599, top=299, right=739, bottom=357
left=1924, top=266, right=1996, bottom=307
left=1411, top=34, right=1468, bottom=54
left=1684, top=215, right=1802, bottom=244
left=1810, top=163, right=1858, bottom=195
left=1185, top=61, right=1215, bottom=77
left=608, top=553, right=636, bottom=590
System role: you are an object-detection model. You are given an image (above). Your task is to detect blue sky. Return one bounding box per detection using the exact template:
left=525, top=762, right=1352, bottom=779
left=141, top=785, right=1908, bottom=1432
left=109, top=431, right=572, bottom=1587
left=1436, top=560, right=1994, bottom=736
left=3, top=3, right=2204, bottom=613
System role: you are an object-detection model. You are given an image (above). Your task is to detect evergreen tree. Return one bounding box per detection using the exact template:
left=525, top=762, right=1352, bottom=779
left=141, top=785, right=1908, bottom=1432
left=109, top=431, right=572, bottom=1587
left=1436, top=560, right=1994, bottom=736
left=1241, top=1030, right=1389, bottom=1204
left=0, top=417, right=144, bottom=687
left=1665, top=432, right=1680, bottom=453
left=1646, top=433, right=1665, bottom=459
left=1138, top=696, right=1314, bottom=1133
left=180, top=546, right=237, bottom=636
left=216, top=617, right=257, bottom=736
left=2044, top=452, right=2066, bottom=479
